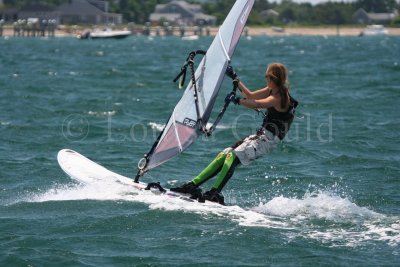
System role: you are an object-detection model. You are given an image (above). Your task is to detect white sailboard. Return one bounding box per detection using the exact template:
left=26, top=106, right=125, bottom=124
left=57, top=149, right=213, bottom=204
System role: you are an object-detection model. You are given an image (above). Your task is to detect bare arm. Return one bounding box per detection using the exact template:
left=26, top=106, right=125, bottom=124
left=239, top=95, right=279, bottom=109
left=237, top=80, right=271, bottom=100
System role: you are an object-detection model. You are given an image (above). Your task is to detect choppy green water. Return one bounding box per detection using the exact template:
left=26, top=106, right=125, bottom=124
left=0, top=35, right=399, bottom=266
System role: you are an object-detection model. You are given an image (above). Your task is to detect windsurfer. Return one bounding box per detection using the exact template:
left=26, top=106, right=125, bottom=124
left=171, top=63, right=298, bottom=205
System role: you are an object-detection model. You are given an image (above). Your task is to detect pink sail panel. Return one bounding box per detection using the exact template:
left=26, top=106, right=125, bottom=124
left=147, top=121, right=197, bottom=169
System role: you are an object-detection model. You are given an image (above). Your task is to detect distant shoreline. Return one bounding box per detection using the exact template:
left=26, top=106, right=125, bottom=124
left=1, top=25, right=400, bottom=38
left=249, top=26, right=400, bottom=36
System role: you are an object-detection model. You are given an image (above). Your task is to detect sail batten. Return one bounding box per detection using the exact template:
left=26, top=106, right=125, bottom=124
left=139, top=0, right=255, bottom=175
left=218, top=31, right=231, bottom=62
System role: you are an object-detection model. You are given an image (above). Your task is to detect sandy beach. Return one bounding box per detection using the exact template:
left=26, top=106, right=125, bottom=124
left=1, top=25, right=399, bottom=37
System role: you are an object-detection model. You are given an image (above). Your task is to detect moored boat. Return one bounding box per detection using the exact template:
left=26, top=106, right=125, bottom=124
left=360, top=25, right=388, bottom=36
left=77, top=29, right=131, bottom=39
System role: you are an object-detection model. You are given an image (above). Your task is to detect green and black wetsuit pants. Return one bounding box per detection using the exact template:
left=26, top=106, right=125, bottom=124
left=191, top=151, right=241, bottom=192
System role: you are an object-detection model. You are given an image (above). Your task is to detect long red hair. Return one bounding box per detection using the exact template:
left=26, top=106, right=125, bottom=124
left=267, top=63, right=290, bottom=109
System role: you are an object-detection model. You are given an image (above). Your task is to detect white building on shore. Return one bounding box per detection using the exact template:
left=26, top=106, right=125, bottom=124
left=0, top=0, right=123, bottom=25
left=150, top=0, right=216, bottom=26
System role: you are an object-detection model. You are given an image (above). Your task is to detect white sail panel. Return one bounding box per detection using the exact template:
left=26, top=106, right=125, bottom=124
left=144, top=0, right=255, bottom=172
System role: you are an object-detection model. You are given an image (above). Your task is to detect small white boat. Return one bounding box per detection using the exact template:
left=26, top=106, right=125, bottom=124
left=78, top=29, right=131, bottom=39
left=361, top=25, right=388, bottom=36
left=272, top=26, right=285, bottom=33
left=182, top=35, right=199, bottom=41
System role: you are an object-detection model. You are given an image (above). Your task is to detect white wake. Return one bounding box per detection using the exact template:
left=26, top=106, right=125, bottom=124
left=18, top=180, right=400, bottom=248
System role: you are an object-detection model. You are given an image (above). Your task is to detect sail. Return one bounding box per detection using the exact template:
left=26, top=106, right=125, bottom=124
left=142, top=0, right=255, bottom=173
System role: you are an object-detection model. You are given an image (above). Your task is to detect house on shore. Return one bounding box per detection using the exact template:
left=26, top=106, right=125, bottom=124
left=0, top=0, right=123, bottom=25
left=353, top=8, right=398, bottom=25
left=149, top=0, right=216, bottom=26
left=18, top=4, right=55, bottom=20
left=55, top=0, right=122, bottom=25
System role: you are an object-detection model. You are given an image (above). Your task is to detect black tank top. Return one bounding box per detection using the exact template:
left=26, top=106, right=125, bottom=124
left=262, top=94, right=298, bottom=140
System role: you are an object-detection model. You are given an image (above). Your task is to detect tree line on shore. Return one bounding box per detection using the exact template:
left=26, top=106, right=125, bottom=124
left=2, top=0, right=400, bottom=25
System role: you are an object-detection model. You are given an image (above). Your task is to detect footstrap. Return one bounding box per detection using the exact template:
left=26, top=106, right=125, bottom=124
left=145, top=182, right=166, bottom=193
